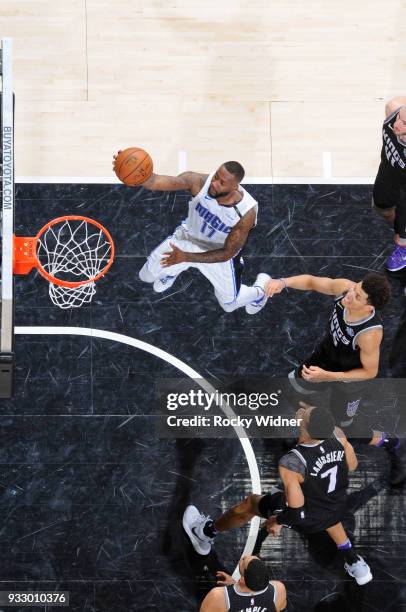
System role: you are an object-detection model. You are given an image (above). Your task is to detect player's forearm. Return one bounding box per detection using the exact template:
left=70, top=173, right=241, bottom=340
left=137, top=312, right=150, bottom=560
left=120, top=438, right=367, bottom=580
left=276, top=488, right=305, bottom=526
left=284, top=275, right=315, bottom=291
left=184, top=248, right=233, bottom=264
left=141, top=172, right=194, bottom=192
left=141, top=173, right=177, bottom=191
left=326, top=367, right=377, bottom=382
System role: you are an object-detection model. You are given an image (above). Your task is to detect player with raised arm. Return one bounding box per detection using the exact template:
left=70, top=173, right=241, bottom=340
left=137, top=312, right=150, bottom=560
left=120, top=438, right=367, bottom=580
left=199, top=556, right=286, bottom=612
left=264, top=272, right=405, bottom=485
left=132, top=161, right=270, bottom=313
left=184, top=405, right=373, bottom=586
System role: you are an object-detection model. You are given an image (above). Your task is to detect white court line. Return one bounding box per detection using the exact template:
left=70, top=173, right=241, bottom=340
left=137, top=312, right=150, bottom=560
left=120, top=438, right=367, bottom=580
left=178, top=151, right=188, bottom=173
left=322, top=152, right=333, bottom=178
left=16, top=175, right=375, bottom=185
left=15, top=325, right=261, bottom=577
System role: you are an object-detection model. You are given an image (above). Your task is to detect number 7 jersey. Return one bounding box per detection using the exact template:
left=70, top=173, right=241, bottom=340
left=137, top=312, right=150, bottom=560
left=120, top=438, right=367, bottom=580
left=182, top=172, right=258, bottom=249
left=289, top=434, right=349, bottom=528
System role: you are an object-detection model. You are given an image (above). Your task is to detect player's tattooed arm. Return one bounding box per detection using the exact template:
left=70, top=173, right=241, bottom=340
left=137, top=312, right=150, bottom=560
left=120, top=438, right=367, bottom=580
left=185, top=211, right=254, bottom=263
left=141, top=171, right=207, bottom=194
left=161, top=209, right=256, bottom=266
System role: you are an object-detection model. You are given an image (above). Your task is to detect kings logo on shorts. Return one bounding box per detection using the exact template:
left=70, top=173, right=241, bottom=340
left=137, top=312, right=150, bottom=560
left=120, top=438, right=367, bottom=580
left=346, top=399, right=361, bottom=418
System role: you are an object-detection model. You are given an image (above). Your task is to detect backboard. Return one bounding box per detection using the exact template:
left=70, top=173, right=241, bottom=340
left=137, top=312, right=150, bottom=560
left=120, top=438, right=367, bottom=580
left=0, top=38, right=15, bottom=398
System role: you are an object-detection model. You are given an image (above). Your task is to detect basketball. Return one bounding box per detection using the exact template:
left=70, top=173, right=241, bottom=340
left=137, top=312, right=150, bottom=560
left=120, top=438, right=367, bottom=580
left=113, top=147, right=153, bottom=186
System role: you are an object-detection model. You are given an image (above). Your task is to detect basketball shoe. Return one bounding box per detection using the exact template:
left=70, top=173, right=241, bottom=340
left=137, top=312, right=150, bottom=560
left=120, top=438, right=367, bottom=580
left=344, top=555, right=373, bottom=585
left=183, top=505, right=214, bottom=555
left=245, top=273, right=271, bottom=315
left=386, top=244, right=406, bottom=271
left=153, top=274, right=178, bottom=293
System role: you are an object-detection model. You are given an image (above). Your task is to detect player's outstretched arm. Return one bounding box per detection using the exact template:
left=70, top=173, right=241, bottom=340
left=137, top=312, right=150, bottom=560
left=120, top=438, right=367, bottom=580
left=142, top=171, right=207, bottom=195
left=199, top=587, right=227, bottom=612
left=161, top=208, right=256, bottom=266
left=385, top=97, right=406, bottom=117
left=265, top=275, right=353, bottom=297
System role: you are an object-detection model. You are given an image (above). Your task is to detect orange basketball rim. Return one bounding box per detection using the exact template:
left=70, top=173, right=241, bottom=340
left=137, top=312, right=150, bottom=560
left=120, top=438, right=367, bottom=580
left=13, top=215, right=115, bottom=288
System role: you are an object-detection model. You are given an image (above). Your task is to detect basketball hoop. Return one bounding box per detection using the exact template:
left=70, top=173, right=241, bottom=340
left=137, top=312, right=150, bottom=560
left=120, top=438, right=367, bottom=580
left=14, top=216, right=115, bottom=309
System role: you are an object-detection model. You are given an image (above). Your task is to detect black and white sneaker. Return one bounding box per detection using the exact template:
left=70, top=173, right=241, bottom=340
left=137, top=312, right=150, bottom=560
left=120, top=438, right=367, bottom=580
left=344, top=555, right=373, bottom=585
left=182, top=505, right=214, bottom=555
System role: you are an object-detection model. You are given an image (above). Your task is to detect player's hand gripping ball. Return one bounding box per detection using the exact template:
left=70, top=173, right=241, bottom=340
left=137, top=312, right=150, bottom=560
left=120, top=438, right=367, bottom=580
left=113, top=147, right=153, bottom=186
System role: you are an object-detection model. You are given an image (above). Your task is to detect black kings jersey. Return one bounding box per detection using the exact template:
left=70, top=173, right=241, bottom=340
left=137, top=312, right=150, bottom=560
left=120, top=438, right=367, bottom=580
left=289, top=434, right=348, bottom=530
left=224, top=582, right=277, bottom=612
left=312, top=295, right=382, bottom=372
left=381, top=107, right=406, bottom=179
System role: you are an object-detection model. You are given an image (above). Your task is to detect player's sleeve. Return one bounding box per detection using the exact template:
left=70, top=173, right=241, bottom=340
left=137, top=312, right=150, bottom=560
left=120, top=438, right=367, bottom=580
left=278, top=452, right=306, bottom=476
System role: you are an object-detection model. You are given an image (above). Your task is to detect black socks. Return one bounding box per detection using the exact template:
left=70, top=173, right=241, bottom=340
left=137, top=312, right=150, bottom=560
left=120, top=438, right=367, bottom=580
left=203, top=520, right=218, bottom=539
left=337, top=539, right=358, bottom=565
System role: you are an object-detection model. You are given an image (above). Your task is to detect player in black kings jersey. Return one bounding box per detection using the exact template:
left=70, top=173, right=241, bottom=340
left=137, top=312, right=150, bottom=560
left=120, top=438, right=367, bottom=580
left=264, top=273, right=389, bottom=389
left=199, top=556, right=286, bottom=612
left=265, top=272, right=405, bottom=486
left=184, top=406, right=372, bottom=586
left=372, top=97, right=406, bottom=272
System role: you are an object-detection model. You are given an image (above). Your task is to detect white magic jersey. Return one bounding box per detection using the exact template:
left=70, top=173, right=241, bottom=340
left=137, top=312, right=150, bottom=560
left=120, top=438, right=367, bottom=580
left=182, top=172, right=258, bottom=250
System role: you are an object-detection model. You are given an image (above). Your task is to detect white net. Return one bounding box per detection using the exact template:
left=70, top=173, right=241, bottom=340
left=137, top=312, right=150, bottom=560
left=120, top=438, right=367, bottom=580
left=48, top=281, right=96, bottom=309
left=36, top=218, right=113, bottom=309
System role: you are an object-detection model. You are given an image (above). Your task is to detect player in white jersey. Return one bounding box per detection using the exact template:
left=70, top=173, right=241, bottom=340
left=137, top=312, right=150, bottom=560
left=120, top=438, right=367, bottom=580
left=137, top=162, right=270, bottom=313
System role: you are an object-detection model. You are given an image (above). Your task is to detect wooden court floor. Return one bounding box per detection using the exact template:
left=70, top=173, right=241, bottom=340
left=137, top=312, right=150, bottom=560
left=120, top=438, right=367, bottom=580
left=2, top=0, right=406, bottom=181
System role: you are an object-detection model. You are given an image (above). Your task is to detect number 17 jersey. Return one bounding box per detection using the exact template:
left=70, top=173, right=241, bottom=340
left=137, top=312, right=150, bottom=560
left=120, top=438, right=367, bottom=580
left=183, top=172, right=258, bottom=250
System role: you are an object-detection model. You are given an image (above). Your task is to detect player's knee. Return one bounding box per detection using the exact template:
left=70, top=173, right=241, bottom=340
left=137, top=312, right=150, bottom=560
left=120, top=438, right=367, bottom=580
left=217, top=297, right=237, bottom=312
left=371, top=198, right=395, bottom=221
left=219, top=302, right=235, bottom=312
left=139, top=264, right=155, bottom=283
